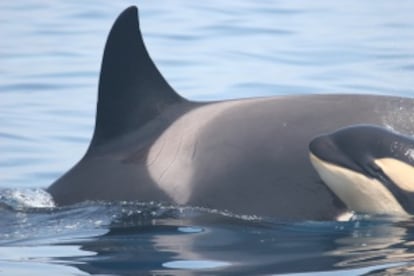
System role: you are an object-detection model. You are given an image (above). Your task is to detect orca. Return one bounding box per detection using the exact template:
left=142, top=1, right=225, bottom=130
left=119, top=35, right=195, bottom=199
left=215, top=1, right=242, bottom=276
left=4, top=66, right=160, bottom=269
left=310, top=125, right=414, bottom=217
left=47, top=6, right=414, bottom=220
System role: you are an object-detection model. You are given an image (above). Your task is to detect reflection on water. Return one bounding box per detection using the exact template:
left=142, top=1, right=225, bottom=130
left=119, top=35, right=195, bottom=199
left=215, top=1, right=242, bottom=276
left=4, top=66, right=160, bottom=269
left=2, top=202, right=414, bottom=275
left=1, top=0, right=414, bottom=275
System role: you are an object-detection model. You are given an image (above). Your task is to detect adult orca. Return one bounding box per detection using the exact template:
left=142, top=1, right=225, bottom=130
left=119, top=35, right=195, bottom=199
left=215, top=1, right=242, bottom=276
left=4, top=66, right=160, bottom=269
left=48, top=6, right=414, bottom=220
left=310, top=125, right=414, bottom=217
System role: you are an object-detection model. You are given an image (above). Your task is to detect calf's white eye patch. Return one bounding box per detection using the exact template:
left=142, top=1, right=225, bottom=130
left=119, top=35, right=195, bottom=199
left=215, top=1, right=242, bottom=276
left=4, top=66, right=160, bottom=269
left=375, top=158, right=414, bottom=192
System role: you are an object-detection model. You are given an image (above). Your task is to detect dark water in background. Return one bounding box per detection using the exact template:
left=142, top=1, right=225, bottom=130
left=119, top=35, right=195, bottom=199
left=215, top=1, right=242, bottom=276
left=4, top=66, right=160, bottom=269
left=1, top=1, right=414, bottom=275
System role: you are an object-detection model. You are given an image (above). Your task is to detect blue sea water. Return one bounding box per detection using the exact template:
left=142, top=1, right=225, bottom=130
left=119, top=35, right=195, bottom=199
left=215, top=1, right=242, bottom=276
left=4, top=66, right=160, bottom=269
left=1, top=0, right=414, bottom=275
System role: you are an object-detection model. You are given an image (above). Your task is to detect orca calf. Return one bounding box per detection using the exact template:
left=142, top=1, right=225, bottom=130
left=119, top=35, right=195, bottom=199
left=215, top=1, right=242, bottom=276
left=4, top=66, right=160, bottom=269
left=48, top=6, right=414, bottom=220
left=310, top=125, right=414, bottom=217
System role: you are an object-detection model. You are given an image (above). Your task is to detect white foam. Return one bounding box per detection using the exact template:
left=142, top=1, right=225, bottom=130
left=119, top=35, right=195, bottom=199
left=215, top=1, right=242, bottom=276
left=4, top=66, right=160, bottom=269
left=0, top=188, right=55, bottom=210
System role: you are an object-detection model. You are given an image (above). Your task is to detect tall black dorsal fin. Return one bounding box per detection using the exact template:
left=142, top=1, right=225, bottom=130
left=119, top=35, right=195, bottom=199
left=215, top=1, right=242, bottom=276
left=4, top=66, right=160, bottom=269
left=90, top=6, right=183, bottom=148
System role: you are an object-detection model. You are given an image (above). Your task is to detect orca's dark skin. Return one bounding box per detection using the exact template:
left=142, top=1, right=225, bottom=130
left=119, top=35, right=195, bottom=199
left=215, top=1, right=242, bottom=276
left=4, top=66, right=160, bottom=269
left=310, top=125, right=414, bottom=217
left=48, top=6, right=414, bottom=220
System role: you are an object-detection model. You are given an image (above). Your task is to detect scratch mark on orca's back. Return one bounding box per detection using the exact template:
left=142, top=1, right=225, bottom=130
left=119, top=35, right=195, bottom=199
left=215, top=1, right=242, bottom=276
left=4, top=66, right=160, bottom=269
left=146, top=137, right=166, bottom=167
left=158, top=135, right=183, bottom=182
left=191, top=139, right=198, bottom=161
